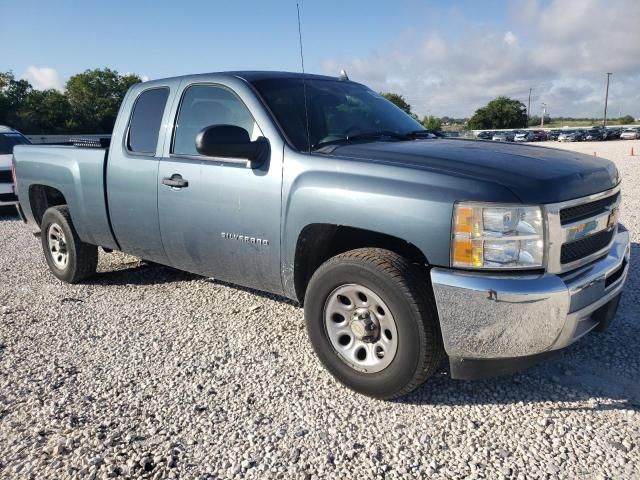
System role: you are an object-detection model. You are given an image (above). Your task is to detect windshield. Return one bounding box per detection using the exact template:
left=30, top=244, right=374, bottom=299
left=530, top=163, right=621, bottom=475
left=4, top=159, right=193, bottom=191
left=250, top=78, right=424, bottom=151
left=0, top=133, right=30, bottom=155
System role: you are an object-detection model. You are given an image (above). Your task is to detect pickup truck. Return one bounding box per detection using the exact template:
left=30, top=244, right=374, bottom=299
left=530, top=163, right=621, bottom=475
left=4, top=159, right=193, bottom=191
left=13, top=71, right=630, bottom=399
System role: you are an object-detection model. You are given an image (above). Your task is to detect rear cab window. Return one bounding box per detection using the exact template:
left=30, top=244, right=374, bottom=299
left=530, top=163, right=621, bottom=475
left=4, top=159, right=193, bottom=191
left=127, top=88, right=170, bottom=154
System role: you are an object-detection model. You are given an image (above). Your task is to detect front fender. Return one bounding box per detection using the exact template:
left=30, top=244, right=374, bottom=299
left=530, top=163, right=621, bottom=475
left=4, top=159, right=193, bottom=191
left=280, top=149, right=520, bottom=298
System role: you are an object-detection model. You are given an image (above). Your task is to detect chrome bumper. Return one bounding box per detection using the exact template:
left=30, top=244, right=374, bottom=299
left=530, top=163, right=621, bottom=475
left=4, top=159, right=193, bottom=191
left=430, top=227, right=630, bottom=360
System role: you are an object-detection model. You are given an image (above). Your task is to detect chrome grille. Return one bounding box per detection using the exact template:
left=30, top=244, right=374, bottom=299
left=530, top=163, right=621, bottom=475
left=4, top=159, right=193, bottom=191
left=560, top=229, right=614, bottom=264
left=560, top=192, right=619, bottom=225
left=545, top=185, right=621, bottom=274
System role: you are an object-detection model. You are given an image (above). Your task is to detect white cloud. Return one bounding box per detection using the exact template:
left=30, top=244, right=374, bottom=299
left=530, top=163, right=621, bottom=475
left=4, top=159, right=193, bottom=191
left=320, top=0, right=640, bottom=118
left=503, top=31, right=517, bottom=46
left=21, top=66, right=65, bottom=91
left=124, top=72, right=150, bottom=82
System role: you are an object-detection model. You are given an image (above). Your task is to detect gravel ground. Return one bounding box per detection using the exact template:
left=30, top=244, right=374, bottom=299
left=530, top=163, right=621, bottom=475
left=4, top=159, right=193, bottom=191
left=1, top=140, right=639, bottom=480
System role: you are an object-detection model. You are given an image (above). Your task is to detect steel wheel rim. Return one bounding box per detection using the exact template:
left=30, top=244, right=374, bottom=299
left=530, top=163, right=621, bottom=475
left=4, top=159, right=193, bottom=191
left=47, top=223, right=69, bottom=269
left=323, top=284, right=398, bottom=373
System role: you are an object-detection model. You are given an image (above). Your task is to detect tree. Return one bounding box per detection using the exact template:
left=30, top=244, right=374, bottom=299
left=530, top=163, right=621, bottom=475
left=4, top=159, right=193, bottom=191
left=0, top=71, right=33, bottom=128
left=422, top=116, right=442, bottom=131
left=619, top=115, right=634, bottom=125
left=65, top=68, right=142, bottom=133
left=467, top=96, right=528, bottom=130
left=18, top=89, right=73, bottom=134
left=380, top=92, right=413, bottom=116
left=527, top=115, right=550, bottom=127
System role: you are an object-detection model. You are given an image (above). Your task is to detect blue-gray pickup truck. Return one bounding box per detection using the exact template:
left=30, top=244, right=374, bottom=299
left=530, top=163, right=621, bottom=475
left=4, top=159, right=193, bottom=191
left=12, top=71, right=630, bottom=399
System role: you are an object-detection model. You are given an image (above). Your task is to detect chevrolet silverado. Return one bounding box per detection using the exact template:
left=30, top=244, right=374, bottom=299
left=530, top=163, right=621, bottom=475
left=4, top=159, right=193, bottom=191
left=13, top=72, right=630, bottom=398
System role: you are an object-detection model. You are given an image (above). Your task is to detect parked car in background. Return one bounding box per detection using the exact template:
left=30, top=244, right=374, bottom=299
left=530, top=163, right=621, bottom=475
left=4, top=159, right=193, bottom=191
left=0, top=126, right=31, bottom=206
left=476, top=131, right=493, bottom=140
left=492, top=131, right=514, bottom=142
left=620, top=128, right=640, bottom=140
left=584, top=128, right=606, bottom=141
left=531, top=130, right=547, bottom=141
left=558, top=130, right=583, bottom=142
left=547, top=129, right=562, bottom=141
left=514, top=131, right=536, bottom=142
left=605, top=128, right=622, bottom=140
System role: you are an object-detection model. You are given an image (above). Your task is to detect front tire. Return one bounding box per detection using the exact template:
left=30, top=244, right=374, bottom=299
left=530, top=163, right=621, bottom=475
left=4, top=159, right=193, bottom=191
left=304, top=248, right=444, bottom=399
left=41, top=206, right=98, bottom=283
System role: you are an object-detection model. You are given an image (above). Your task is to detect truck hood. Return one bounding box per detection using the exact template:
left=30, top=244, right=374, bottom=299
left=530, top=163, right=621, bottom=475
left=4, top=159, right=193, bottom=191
left=326, top=139, right=619, bottom=203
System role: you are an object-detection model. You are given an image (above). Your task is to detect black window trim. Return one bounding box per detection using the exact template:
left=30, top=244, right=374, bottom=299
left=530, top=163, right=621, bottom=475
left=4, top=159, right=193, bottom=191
left=124, top=86, right=171, bottom=157
left=169, top=82, right=262, bottom=164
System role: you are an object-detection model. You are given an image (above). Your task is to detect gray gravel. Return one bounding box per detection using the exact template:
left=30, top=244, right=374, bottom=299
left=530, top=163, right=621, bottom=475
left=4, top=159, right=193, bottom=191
left=1, top=140, right=639, bottom=479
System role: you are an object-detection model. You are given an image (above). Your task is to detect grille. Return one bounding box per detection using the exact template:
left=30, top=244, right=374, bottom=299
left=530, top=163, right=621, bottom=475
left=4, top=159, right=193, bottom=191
left=0, top=170, right=12, bottom=183
left=561, top=229, right=614, bottom=264
left=560, top=193, right=619, bottom=225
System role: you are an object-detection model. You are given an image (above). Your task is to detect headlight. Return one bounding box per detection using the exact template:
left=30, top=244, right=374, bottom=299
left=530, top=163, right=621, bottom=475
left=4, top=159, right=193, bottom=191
left=452, top=202, right=544, bottom=269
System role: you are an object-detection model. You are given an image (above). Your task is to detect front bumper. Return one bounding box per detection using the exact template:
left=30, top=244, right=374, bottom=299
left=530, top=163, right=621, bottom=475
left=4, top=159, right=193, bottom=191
left=430, top=227, right=630, bottom=379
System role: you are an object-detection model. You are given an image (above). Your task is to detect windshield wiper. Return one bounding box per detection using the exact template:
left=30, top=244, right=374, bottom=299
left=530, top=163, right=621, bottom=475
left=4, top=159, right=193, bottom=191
left=312, top=130, right=410, bottom=150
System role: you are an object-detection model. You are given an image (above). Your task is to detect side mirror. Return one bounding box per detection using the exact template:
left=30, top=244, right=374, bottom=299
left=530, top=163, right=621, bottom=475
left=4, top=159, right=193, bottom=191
left=195, top=124, right=267, bottom=166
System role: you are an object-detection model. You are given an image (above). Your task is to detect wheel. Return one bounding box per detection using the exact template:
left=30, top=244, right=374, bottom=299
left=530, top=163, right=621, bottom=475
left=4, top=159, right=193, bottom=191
left=304, top=248, right=444, bottom=399
left=41, top=206, right=98, bottom=283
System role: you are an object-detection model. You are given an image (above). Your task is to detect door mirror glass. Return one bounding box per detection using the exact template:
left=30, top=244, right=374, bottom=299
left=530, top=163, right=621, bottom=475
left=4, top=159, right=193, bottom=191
left=195, top=124, right=267, bottom=163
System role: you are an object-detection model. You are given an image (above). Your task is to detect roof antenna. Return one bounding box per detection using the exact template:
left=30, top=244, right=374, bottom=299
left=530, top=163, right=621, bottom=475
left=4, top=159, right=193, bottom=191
left=339, top=69, right=349, bottom=81
left=297, top=3, right=311, bottom=152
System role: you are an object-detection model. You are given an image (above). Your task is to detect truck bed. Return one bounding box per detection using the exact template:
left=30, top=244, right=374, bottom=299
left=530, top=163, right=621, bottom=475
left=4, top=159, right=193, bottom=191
left=13, top=145, right=118, bottom=250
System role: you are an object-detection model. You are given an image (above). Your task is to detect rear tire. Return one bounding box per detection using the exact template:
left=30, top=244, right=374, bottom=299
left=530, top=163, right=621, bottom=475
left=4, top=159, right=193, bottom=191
left=304, top=248, right=444, bottom=399
left=41, top=206, right=98, bottom=283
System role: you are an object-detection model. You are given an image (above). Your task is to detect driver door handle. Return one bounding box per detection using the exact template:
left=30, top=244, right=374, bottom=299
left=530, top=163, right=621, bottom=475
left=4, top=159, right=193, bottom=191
left=162, top=174, right=189, bottom=188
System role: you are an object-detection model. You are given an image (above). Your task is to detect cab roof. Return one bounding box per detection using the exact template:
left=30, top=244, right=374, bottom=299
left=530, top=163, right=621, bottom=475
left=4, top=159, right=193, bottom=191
left=139, top=71, right=346, bottom=86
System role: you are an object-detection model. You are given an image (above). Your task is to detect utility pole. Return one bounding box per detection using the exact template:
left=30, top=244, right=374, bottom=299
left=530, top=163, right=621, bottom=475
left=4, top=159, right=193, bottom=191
left=603, top=72, right=612, bottom=127
left=527, top=88, right=532, bottom=128
left=541, top=103, right=547, bottom=127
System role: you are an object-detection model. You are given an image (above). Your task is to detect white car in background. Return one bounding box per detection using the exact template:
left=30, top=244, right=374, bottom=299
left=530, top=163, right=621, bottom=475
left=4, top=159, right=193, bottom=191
left=492, top=131, right=514, bottom=142
left=514, top=131, right=536, bottom=142
left=0, top=126, right=31, bottom=206
left=620, top=128, right=640, bottom=140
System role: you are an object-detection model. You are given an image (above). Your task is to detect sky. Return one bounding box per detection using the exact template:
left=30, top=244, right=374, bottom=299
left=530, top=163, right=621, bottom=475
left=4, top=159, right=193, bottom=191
left=1, top=0, right=639, bottom=119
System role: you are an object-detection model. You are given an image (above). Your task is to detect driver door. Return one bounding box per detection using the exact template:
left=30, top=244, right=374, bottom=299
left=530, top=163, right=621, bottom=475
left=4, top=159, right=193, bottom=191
left=157, top=82, right=283, bottom=293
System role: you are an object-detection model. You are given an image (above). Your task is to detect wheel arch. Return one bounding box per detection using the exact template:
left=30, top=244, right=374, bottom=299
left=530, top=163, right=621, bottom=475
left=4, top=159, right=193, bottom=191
left=28, top=184, right=68, bottom=227
left=292, top=223, right=429, bottom=304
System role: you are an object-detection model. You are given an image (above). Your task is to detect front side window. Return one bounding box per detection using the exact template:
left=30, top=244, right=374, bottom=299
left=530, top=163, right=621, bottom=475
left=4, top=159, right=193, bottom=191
left=127, top=87, right=169, bottom=154
left=173, top=85, right=260, bottom=156
left=250, top=78, right=424, bottom=151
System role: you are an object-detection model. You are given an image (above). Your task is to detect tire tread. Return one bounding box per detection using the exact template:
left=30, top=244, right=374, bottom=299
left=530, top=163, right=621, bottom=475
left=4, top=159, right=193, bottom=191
left=307, top=247, right=444, bottom=399
left=41, top=206, right=98, bottom=283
